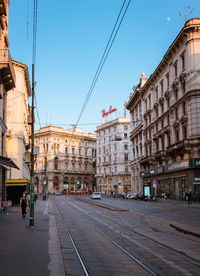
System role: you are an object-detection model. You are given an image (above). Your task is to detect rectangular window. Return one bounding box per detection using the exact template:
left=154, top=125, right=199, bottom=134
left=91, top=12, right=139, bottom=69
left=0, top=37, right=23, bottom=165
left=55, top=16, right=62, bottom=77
left=175, top=128, right=179, bottom=142
left=124, top=125, right=128, bottom=130
left=124, top=144, right=128, bottom=150
left=183, top=102, right=186, bottom=115
left=85, top=150, right=88, bottom=156
left=174, top=61, right=178, bottom=78
left=175, top=107, right=179, bottom=119
left=72, top=148, right=75, bottom=155
left=65, top=147, right=68, bottom=154
left=125, top=166, right=128, bottom=172
left=125, top=154, right=128, bottom=161
left=79, top=148, right=81, bottom=155
left=166, top=73, right=169, bottom=88
left=183, top=125, right=187, bottom=139
left=181, top=52, right=185, bottom=70
left=156, top=86, right=158, bottom=100
left=160, top=80, right=164, bottom=94
left=124, top=133, right=127, bottom=138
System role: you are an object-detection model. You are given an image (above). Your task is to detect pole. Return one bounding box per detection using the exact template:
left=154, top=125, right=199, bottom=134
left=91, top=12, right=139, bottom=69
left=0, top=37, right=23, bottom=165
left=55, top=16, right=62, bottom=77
left=29, top=63, right=35, bottom=227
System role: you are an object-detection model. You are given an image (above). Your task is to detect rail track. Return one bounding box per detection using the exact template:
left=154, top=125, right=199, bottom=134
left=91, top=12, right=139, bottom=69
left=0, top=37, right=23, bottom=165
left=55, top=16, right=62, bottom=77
left=53, top=197, right=158, bottom=276
left=60, top=196, right=200, bottom=275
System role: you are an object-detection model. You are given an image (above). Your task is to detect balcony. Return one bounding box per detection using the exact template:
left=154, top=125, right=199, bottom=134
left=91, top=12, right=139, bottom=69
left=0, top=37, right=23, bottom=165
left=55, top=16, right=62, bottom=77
left=0, top=0, right=7, bottom=16
left=0, top=49, right=16, bottom=91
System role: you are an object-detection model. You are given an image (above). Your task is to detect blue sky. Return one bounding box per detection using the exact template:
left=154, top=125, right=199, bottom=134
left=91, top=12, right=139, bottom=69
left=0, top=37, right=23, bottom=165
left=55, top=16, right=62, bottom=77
left=9, top=0, right=200, bottom=133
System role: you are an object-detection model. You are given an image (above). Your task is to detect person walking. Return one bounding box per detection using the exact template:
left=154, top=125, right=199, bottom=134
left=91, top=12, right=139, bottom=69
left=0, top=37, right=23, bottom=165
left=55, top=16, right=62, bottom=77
left=187, top=187, right=192, bottom=206
left=20, top=192, right=28, bottom=217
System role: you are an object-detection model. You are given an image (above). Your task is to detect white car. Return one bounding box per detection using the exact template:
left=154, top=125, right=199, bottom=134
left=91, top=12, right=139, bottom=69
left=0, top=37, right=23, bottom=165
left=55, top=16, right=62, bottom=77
left=90, top=192, right=101, bottom=200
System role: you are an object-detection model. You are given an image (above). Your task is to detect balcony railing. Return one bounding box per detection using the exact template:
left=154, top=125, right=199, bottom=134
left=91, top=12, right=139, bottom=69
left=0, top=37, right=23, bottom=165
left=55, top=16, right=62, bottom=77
left=0, top=0, right=7, bottom=16
left=0, top=49, right=16, bottom=91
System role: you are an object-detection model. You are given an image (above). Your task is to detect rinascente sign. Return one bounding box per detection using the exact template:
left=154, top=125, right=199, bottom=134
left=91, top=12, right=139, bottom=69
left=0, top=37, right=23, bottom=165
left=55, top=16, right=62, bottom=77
left=189, top=158, right=200, bottom=168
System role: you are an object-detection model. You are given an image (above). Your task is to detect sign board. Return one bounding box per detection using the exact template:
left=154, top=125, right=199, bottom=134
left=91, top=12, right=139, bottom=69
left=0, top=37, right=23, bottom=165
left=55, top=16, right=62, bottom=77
left=190, top=158, right=200, bottom=168
left=33, top=146, right=40, bottom=155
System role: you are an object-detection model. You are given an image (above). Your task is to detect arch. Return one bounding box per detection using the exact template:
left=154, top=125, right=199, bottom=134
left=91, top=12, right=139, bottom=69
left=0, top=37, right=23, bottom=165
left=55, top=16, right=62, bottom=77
left=63, top=176, right=69, bottom=184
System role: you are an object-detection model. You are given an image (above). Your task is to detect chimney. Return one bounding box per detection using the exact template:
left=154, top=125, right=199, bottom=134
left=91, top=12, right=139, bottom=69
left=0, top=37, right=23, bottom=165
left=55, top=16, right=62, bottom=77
left=140, top=72, right=147, bottom=88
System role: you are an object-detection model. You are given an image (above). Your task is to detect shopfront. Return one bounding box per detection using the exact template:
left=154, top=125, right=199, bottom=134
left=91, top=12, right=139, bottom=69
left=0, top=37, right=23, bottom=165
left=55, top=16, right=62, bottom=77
left=141, top=159, right=200, bottom=200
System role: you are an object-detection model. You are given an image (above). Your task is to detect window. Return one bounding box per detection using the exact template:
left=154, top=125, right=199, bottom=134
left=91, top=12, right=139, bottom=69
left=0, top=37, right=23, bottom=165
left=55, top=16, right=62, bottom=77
left=115, top=166, right=117, bottom=172
left=124, top=154, right=128, bottom=161
left=183, top=102, right=186, bottom=115
left=160, top=80, right=164, bottom=94
left=174, top=89, right=178, bottom=100
left=114, top=144, right=117, bottom=151
left=156, top=86, right=158, bottom=100
left=183, top=125, right=187, bottom=139
left=166, top=73, right=169, bottom=88
left=124, top=133, right=127, bottom=138
left=168, top=115, right=170, bottom=125
left=79, top=148, right=81, bottom=155
left=65, top=147, right=68, bottom=154
left=168, top=133, right=171, bottom=146
left=181, top=52, right=185, bottom=70
left=72, top=148, right=75, bottom=155
left=175, top=107, right=179, bottom=120
left=125, top=166, right=128, bottom=172
left=85, top=149, right=88, bottom=156
left=114, top=153, right=117, bottom=161
left=85, top=164, right=88, bottom=171
left=148, top=94, right=151, bottom=108
left=156, top=140, right=159, bottom=152
left=175, top=128, right=179, bottom=142
left=109, top=167, right=111, bottom=173
left=161, top=103, right=164, bottom=114
left=167, top=98, right=170, bottom=108
left=174, top=61, right=178, bottom=78
left=54, top=157, right=58, bottom=170
left=124, top=144, right=128, bottom=150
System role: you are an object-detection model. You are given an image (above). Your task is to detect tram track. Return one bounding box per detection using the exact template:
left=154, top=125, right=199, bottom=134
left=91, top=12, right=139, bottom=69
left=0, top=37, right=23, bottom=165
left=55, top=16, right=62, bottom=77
left=53, top=197, right=158, bottom=276
left=61, top=196, right=200, bottom=275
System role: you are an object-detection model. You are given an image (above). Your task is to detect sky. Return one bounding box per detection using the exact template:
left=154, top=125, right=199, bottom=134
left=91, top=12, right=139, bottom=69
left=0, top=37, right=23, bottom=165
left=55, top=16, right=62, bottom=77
left=8, top=0, right=200, bottom=133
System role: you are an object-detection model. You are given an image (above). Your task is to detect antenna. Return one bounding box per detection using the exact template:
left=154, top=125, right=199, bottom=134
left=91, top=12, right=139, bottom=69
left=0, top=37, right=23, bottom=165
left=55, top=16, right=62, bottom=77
left=177, top=6, right=194, bottom=22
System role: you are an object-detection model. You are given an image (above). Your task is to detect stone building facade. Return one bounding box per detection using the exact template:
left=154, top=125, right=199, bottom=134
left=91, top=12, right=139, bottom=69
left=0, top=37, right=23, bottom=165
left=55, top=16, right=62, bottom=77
left=126, top=18, right=200, bottom=200
left=96, top=118, right=132, bottom=193
left=0, top=1, right=18, bottom=203
left=34, top=126, right=96, bottom=194
left=6, top=61, right=31, bottom=203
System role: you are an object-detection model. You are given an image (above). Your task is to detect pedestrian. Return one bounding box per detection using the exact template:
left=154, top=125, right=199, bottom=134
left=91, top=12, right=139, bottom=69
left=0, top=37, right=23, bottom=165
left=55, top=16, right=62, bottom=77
left=20, top=192, right=28, bottom=217
left=187, top=188, right=192, bottom=206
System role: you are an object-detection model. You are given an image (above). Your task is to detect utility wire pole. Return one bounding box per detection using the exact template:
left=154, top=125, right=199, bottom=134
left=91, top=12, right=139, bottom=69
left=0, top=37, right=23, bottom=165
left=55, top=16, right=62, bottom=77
left=29, top=63, right=35, bottom=227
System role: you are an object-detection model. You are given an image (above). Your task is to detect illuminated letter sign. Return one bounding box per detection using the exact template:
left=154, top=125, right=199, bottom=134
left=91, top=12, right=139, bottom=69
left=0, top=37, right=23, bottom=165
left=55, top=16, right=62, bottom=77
left=101, top=106, right=117, bottom=118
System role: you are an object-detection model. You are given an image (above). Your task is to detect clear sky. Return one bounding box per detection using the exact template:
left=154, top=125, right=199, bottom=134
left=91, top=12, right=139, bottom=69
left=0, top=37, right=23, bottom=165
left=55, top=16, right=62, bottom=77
left=9, top=0, right=200, bottom=133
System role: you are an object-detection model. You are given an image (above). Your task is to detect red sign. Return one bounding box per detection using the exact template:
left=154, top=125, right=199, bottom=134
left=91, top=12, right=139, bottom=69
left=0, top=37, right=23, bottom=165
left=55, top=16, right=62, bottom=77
left=101, top=106, right=117, bottom=118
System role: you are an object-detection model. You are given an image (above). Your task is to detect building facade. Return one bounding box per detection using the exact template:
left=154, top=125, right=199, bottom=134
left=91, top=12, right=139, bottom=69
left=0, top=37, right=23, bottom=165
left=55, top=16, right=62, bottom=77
left=127, top=18, right=200, bottom=200
left=126, top=73, right=147, bottom=194
left=6, top=61, right=31, bottom=203
left=34, top=126, right=96, bottom=194
left=96, top=117, right=132, bottom=194
left=0, top=1, right=18, bottom=203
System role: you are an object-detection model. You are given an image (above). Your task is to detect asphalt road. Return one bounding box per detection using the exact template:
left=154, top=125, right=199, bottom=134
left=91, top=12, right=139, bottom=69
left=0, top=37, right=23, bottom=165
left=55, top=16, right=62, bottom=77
left=52, top=195, right=200, bottom=276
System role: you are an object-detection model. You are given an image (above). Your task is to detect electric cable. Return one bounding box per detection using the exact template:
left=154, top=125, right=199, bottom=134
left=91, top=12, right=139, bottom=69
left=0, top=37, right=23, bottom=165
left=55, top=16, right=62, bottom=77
left=68, top=0, right=132, bottom=147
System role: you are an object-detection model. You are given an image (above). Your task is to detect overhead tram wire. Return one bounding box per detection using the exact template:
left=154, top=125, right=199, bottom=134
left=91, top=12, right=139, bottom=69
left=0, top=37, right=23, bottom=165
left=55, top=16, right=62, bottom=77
left=68, top=0, right=132, bottom=147
left=75, top=0, right=132, bottom=128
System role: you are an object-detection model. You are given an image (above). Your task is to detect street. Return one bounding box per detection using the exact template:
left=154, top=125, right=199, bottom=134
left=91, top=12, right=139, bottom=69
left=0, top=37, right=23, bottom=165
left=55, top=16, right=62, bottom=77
left=51, top=195, right=200, bottom=276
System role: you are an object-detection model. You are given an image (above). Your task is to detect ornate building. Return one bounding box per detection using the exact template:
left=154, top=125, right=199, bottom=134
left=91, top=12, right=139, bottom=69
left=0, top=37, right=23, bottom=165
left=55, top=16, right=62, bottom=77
left=6, top=61, right=31, bottom=204
left=127, top=18, right=200, bottom=200
left=34, top=126, right=96, bottom=194
left=96, top=117, right=132, bottom=193
left=0, top=1, right=18, bottom=203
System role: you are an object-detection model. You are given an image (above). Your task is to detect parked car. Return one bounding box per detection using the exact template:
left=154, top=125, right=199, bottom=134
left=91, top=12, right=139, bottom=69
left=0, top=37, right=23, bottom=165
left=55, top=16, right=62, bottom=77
left=55, top=192, right=61, bottom=196
left=90, top=192, right=101, bottom=200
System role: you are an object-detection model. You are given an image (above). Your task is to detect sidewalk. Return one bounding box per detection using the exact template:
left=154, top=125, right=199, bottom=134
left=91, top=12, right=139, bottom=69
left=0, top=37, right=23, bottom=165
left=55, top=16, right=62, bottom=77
left=0, top=197, right=51, bottom=276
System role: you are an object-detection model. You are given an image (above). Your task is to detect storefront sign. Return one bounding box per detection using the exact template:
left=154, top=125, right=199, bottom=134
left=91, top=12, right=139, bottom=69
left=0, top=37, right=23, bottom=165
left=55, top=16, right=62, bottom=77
left=164, top=160, right=189, bottom=173
left=140, top=167, right=163, bottom=177
left=190, top=158, right=200, bottom=168
left=101, top=106, right=117, bottom=118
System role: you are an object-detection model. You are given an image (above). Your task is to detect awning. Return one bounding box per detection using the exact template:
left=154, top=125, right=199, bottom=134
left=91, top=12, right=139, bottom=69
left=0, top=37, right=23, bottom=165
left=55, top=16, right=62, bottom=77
left=6, top=179, right=29, bottom=186
left=0, top=156, right=19, bottom=170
